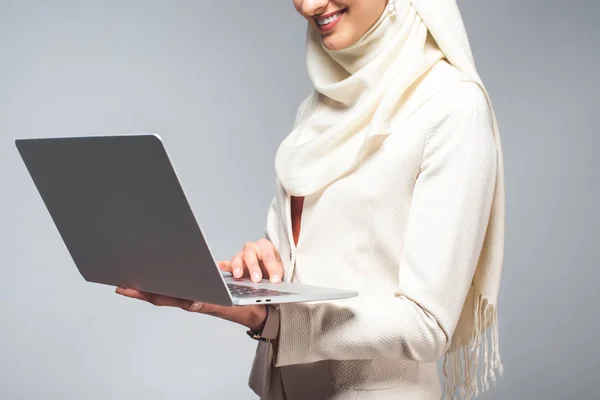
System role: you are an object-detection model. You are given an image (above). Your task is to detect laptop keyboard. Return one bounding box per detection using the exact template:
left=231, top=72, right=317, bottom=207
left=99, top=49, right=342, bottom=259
left=227, top=283, right=298, bottom=298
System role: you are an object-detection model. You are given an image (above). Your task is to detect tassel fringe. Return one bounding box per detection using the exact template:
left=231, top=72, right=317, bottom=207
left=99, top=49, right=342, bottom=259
left=442, top=295, right=503, bottom=400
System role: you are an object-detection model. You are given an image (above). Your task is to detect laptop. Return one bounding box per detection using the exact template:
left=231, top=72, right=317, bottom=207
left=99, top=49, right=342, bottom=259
left=15, top=134, right=358, bottom=306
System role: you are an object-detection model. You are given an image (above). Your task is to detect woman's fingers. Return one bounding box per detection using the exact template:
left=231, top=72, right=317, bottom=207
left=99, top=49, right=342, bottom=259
left=116, top=287, right=146, bottom=300
left=117, top=287, right=206, bottom=313
left=116, top=287, right=191, bottom=309
left=231, top=253, right=245, bottom=278
left=218, top=260, right=251, bottom=278
left=257, top=239, right=283, bottom=283
left=243, top=243, right=263, bottom=282
left=230, top=240, right=285, bottom=283
left=217, top=260, right=232, bottom=273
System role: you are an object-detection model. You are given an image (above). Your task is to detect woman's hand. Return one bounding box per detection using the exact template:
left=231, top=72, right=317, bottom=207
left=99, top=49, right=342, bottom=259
left=115, top=239, right=283, bottom=331
left=223, top=238, right=284, bottom=283
left=115, top=278, right=267, bottom=331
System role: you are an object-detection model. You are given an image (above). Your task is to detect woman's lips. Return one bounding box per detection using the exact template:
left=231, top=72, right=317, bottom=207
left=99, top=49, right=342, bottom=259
left=315, top=9, right=346, bottom=33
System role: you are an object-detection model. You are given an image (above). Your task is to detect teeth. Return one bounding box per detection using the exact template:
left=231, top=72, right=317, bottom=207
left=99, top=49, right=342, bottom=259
left=317, top=12, right=342, bottom=26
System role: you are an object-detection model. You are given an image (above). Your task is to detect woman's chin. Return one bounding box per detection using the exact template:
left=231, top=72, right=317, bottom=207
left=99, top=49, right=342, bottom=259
left=321, top=33, right=355, bottom=51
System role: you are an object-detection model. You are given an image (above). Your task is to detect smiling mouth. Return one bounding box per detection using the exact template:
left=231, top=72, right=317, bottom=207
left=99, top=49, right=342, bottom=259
left=314, top=9, right=346, bottom=32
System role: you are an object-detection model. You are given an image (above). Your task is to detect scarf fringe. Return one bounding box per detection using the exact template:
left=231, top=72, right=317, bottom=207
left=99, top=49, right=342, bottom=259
left=442, top=295, right=503, bottom=400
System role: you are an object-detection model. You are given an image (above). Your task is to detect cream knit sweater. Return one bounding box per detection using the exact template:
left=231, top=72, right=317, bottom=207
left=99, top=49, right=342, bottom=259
left=248, top=60, right=498, bottom=400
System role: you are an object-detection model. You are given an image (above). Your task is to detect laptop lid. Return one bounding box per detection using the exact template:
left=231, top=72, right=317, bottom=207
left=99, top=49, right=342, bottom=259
left=15, top=134, right=234, bottom=306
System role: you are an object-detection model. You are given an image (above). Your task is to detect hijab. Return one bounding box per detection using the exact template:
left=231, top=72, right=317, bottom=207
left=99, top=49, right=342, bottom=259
left=275, top=0, right=505, bottom=398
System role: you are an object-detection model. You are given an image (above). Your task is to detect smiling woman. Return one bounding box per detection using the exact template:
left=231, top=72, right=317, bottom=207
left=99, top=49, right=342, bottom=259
left=117, top=0, right=506, bottom=399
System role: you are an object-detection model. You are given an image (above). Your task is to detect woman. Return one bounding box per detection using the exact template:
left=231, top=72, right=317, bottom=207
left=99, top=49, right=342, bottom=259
left=117, top=0, right=506, bottom=398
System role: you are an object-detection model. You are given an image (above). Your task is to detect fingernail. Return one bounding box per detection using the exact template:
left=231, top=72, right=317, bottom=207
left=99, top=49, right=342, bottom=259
left=190, top=302, right=203, bottom=312
left=270, top=274, right=280, bottom=283
left=234, top=267, right=242, bottom=277
left=252, top=271, right=261, bottom=282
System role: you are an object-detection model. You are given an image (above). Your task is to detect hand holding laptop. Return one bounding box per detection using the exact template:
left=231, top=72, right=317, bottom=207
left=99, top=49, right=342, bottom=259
left=15, top=134, right=357, bottom=309
left=115, top=238, right=285, bottom=331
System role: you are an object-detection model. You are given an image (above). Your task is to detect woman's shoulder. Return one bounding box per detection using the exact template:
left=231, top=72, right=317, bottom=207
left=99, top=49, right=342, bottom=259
left=395, top=61, right=496, bottom=155
left=420, top=60, right=490, bottom=118
left=417, top=63, right=496, bottom=157
left=392, top=60, right=491, bottom=136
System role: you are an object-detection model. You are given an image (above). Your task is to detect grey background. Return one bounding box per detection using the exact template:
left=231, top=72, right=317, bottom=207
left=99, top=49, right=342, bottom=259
left=1, top=0, right=598, bottom=399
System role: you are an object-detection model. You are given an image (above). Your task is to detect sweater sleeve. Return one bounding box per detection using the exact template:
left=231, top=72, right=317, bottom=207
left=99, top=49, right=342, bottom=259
left=272, top=83, right=498, bottom=366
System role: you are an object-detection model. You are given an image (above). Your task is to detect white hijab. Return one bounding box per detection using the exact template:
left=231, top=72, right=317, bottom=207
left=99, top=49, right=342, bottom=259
left=275, top=0, right=505, bottom=398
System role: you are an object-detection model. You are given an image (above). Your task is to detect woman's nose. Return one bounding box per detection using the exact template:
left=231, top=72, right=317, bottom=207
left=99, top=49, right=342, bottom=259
left=301, top=0, right=329, bottom=17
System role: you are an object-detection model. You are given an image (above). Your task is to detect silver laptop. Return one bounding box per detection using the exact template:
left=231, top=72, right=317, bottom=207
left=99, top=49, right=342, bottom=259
left=15, top=134, right=357, bottom=306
